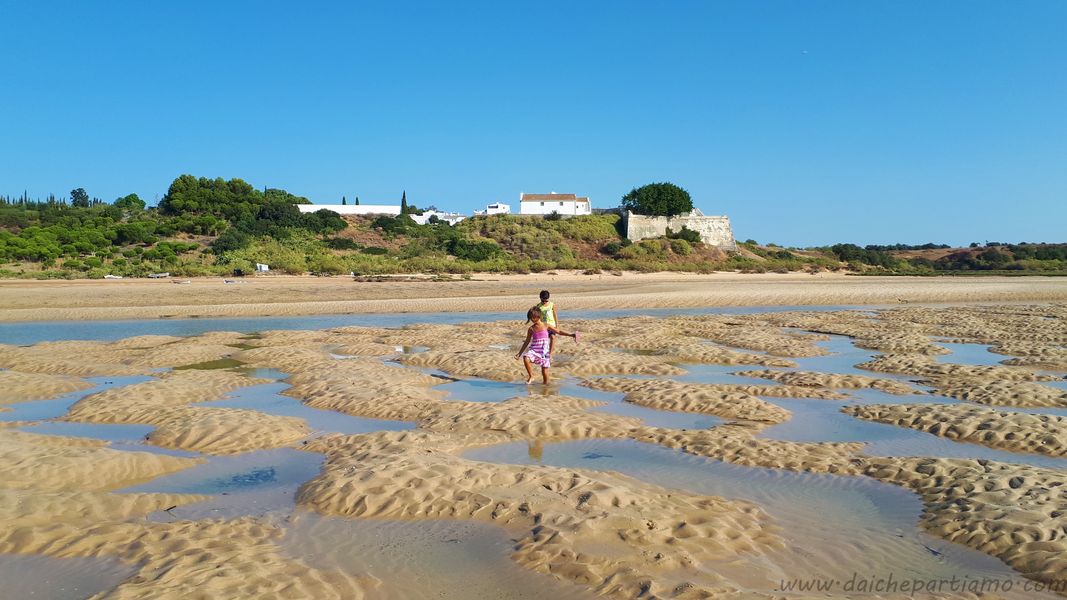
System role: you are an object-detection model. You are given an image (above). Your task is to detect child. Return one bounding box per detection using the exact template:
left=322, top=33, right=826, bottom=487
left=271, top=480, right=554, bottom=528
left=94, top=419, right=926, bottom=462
left=536, top=290, right=562, bottom=355
left=515, top=307, right=577, bottom=384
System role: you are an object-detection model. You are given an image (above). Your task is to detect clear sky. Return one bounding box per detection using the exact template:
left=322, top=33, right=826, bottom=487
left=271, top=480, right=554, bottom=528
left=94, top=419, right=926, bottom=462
left=1, top=1, right=1064, bottom=246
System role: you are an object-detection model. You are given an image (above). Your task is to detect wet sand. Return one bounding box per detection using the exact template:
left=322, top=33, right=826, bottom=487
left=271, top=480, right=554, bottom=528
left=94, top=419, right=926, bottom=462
left=1, top=272, right=1065, bottom=322
left=0, top=303, right=1065, bottom=598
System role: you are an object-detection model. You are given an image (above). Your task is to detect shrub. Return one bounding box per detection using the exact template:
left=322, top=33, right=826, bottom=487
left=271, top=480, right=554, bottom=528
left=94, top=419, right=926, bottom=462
left=669, top=239, right=693, bottom=256
left=325, top=237, right=362, bottom=250
left=666, top=226, right=701, bottom=244
left=212, top=228, right=252, bottom=255
left=361, top=246, right=389, bottom=255
left=449, top=238, right=503, bottom=261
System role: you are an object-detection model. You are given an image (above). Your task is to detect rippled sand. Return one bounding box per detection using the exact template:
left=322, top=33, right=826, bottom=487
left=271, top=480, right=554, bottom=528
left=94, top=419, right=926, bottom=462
left=0, top=303, right=1064, bottom=598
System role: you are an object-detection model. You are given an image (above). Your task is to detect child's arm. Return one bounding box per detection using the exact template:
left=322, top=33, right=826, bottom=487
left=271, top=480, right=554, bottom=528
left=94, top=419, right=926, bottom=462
left=546, top=325, right=577, bottom=338
left=515, top=329, right=533, bottom=359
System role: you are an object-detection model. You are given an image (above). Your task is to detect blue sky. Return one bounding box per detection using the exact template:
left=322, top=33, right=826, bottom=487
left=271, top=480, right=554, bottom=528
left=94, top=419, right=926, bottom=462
left=1, top=1, right=1064, bottom=246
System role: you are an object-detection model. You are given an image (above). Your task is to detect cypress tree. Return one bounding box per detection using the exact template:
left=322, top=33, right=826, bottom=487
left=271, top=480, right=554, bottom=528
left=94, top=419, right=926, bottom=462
left=400, top=191, right=408, bottom=214
left=342, top=196, right=347, bottom=205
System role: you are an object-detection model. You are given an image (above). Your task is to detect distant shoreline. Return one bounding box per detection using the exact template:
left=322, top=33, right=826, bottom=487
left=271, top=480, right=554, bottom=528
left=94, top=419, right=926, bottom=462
left=1, top=272, right=1064, bottom=323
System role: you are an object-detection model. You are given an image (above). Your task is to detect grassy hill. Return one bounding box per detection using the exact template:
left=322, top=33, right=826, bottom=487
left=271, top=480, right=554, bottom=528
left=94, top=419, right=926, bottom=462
left=2, top=176, right=1064, bottom=278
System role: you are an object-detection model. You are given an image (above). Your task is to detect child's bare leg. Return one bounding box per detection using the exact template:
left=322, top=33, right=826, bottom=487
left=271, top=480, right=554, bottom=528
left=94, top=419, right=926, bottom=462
left=549, top=335, right=556, bottom=355
left=522, top=357, right=534, bottom=384
left=541, top=366, right=550, bottom=384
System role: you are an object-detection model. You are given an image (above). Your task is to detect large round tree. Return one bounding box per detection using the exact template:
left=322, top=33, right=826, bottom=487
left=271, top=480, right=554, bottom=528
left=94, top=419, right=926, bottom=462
left=620, top=182, right=693, bottom=217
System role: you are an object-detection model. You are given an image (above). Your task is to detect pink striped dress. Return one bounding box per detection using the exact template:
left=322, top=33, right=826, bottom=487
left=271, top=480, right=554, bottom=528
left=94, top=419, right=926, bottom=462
left=525, top=328, right=552, bottom=367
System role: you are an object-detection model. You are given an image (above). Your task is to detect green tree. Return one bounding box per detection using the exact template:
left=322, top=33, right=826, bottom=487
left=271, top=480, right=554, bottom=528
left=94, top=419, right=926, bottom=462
left=114, top=193, right=146, bottom=212
left=400, top=191, right=409, bottom=214
left=159, top=175, right=261, bottom=221
left=70, top=188, right=90, bottom=208
left=620, top=182, right=693, bottom=217
left=355, top=196, right=360, bottom=205
left=341, top=196, right=347, bottom=206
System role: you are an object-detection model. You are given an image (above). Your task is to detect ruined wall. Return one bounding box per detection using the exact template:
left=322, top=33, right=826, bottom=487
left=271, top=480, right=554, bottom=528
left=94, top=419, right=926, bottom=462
left=625, top=210, right=737, bottom=250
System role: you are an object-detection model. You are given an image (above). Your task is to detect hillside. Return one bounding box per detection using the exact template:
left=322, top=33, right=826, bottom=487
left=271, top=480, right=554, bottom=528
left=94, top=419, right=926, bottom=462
left=1, top=176, right=1065, bottom=279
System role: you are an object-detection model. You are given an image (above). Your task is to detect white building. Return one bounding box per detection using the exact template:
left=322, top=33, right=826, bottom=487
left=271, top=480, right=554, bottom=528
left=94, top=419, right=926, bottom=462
left=475, top=202, right=510, bottom=216
left=296, top=204, right=401, bottom=216
left=518, top=193, right=591, bottom=216
left=410, top=210, right=467, bottom=226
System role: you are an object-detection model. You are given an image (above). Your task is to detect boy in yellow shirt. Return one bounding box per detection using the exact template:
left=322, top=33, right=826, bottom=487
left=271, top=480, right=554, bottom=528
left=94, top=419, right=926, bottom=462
left=536, top=290, right=561, bottom=355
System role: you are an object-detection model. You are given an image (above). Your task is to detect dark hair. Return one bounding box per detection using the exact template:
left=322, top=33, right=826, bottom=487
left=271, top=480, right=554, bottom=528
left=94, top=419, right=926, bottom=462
left=526, top=306, right=542, bottom=322
left=539, top=290, right=550, bottom=301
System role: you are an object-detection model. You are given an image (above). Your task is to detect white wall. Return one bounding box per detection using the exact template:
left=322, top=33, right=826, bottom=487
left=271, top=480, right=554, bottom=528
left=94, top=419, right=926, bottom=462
left=518, top=201, right=591, bottom=215
left=296, top=204, right=401, bottom=216
left=410, top=211, right=467, bottom=225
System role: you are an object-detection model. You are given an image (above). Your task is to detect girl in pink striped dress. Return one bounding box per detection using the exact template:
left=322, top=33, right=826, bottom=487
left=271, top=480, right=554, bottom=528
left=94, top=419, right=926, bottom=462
left=515, top=306, right=578, bottom=384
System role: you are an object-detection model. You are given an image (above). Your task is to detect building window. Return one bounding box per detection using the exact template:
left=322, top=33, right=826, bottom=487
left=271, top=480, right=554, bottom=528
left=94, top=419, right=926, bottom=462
left=540, top=202, right=544, bottom=206
left=559, top=202, right=564, bottom=206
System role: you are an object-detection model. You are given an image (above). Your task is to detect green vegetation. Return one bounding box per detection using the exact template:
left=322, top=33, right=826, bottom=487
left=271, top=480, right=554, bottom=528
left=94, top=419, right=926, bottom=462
left=2, top=176, right=1063, bottom=278
left=621, top=182, right=693, bottom=217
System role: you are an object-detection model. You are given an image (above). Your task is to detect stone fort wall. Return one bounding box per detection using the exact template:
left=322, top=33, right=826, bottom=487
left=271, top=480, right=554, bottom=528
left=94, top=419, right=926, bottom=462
left=625, top=210, right=737, bottom=250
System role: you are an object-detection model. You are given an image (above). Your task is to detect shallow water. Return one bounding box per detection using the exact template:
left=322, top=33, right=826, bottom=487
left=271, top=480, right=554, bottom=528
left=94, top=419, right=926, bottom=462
left=19, top=421, right=155, bottom=443
left=0, top=554, right=137, bottom=600
left=279, top=512, right=597, bottom=600
left=935, top=342, right=1008, bottom=367
left=3, top=307, right=1064, bottom=599
left=200, top=371, right=415, bottom=436
left=464, top=439, right=1056, bottom=598
left=121, top=448, right=324, bottom=520
left=0, top=375, right=154, bottom=423
left=756, top=395, right=1067, bottom=469
left=439, top=374, right=723, bottom=430
left=0, top=305, right=867, bottom=346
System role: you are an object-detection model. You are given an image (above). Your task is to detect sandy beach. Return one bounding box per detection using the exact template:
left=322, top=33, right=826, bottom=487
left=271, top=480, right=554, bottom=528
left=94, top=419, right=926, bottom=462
left=1, top=272, right=1065, bottom=322
left=1, top=302, right=1065, bottom=598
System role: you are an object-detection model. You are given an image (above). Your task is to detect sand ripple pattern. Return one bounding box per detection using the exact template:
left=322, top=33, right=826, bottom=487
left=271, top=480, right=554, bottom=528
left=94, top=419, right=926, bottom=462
left=734, top=369, right=917, bottom=395
left=581, top=378, right=794, bottom=423
left=299, top=430, right=783, bottom=598
left=845, top=403, right=1067, bottom=456
left=864, top=457, right=1067, bottom=591
left=0, top=370, right=92, bottom=404
left=64, top=370, right=309, bottom=454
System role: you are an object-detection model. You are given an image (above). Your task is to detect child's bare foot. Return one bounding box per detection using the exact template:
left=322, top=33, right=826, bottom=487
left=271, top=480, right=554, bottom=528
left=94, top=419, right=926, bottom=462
left=525, top=376, right=533, bottom=385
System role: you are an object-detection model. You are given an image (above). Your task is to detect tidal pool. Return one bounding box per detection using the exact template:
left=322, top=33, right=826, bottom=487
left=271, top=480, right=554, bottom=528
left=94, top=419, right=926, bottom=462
left=438, top=374, right=723, bottom=430
left=0, top=375, right=154, bottom=422
left=278, top=512, right=597, bottom=600
left=0, top=554, right=137, bottom=600
left=121, top=448, right=323, bottom=520
left=201, top=370, right=415, bottom=436
left=464, top=438, right=1056, bottom=598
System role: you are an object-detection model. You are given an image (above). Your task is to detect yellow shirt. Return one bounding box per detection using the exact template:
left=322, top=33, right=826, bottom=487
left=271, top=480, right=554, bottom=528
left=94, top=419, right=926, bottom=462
left=538, top=301, right=556, bottom=327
